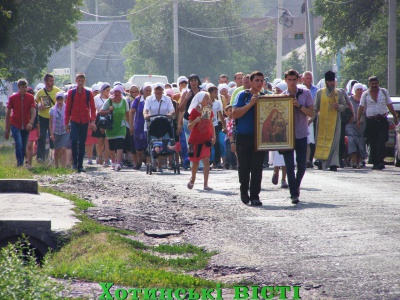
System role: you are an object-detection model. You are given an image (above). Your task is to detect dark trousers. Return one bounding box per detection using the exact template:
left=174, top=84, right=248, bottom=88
left=10, top=125, right=29, bottom=166
left=213, top=124, right=221, bottom=165
left=37, top=115, right=50, bottom=161
left=179, top=130, right=189, bottom=168
left=70, top=121, right=89, bottom=169
left=309, top=143, right=316, bottom=162
left=339, top=121, right=347, bottom=161
left=365, top=117, right=389, bottom=166
left=283, top=137, right=308, bottom=198
left=236, top=134, right=265, bottom=199
left=225, top=139, right=237, bottom=168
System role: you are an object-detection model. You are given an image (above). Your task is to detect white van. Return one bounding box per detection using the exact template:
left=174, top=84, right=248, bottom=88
left=128, top=75, right=169, bottom=87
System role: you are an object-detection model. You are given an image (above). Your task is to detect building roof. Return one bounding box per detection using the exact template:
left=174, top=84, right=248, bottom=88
left=47, top=21, right=133, bottom=86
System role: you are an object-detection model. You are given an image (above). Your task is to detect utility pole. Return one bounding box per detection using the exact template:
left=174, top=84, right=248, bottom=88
left=388, top=0, right=396, bottom=95
left=306, top=0, right=317, bottom=83
left=276, top=0, right=283, bottom=79
left=95, top=0, right=98, bottom=22
left=305, top=1, right=311, bottom=71
left=70, top=41, right=76, bottom=83
left=173, top=0, right=179, bottom=82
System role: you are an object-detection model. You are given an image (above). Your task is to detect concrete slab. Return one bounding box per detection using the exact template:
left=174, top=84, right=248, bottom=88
left=0, top=192, right=80, bottom=232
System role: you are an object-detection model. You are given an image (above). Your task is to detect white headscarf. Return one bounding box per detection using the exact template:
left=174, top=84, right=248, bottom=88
left=352, top=83, right=364, bottom=95
left=218, top=83, right=229, bottom=93
left=188, top=91, right=207, bottom=115
left=346, top=79, right=358, bottom=94
left=275, top=82, right=288, bottom=93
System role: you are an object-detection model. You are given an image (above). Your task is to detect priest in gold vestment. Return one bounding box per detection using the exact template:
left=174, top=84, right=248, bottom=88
left=313, top=71, right=346, bottom=171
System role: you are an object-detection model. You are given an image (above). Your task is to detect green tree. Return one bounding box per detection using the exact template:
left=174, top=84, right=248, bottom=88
left=314, top=0, right=400, bottom=91
left=82, top=0, right=135, bottom=21
left=282, top=50, right=306, bottom=75
left=2, top=0, right=83, bottom=82
left=123, top=0, right=276, bottom=83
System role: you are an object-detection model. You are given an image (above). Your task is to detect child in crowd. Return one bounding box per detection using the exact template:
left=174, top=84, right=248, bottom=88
left=187, top=91, right=215, bottom=191
left=224, top=105, right=237, bottom=170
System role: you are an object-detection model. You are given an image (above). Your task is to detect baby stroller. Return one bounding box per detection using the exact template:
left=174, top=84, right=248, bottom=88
left=145, top=115, right=180, bottom=175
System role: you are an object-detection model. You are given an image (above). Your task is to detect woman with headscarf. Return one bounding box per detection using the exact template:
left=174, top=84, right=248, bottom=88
left=100, top=85, right=129, bottom=171
left=218, top=83, right=230, bottom=108
left=129, top=83, right=152, bottom=170
left=187, top=91, right=215, bottom=191
left=93, top=82, right=111, bottom=166
left=178, top=74, right=202, bottom=169
left=346, top=83, right=366, bottom=168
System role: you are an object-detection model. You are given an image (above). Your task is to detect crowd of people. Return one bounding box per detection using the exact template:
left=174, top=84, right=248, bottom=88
left=3, top=69, right=398, bottom=205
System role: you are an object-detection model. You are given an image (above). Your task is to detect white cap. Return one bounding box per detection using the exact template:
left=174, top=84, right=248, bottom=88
left=55, top=91, right=65, bottom=99
left=272, top=78, right=282, bottom=88
left=91, top=83, right=101, bottom=92
left=275, top=82, right=288, bottom=92
left=153, top=82, right=165, bottom=90
left=36, top=83, right=45, bottom=92
left=177, top=76, right=188, bottom=84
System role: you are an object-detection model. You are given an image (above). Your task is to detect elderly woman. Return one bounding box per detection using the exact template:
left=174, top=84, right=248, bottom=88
left=187, top=91, right=216, bottom=190
left=346, top=83, right=366, bottom=168
left=129, top=83, right=152, bottom=170
left=143, top=82, right=175, bottom=172
left=100, top=85, right=129, bottom=171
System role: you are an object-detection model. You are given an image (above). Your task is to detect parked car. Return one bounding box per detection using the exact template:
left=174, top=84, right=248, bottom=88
left=128, top=75, right=168, bottom=87
left=390, top=97, right=400, bottom=166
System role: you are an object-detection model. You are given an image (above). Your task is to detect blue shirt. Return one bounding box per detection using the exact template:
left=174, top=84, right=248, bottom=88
left=233, top=90, right=256, bottom=136
left=308, top=84, right=318, bottom=100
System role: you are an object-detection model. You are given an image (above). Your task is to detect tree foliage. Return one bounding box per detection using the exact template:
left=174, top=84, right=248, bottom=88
left=82, top=0, right=135, bottom=21
left=1, top=0, right=83, bottom=82
left=123, top=0, right=276, bottom=83
left=0, top=0, right=17, bottom=51
left=314, top=0, right=400, bottom=90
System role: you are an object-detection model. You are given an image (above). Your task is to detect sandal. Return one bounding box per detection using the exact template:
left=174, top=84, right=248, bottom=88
left=203, top=186, right=213, bottom=191
left=187, top=179, right=194, bottom=189
left=272, top=172, right=279, bottom=185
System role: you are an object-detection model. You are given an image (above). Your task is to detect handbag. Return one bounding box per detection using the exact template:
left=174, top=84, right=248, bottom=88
left=97, top=99, right=113, bottom=130
left=341, top=107, right=354, bottom=124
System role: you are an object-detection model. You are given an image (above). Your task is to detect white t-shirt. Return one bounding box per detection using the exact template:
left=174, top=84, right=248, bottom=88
left=211, top=100, right=223, bottom=126
left=94, top=94, right=108, bottom=114
left=144, top=95, right=174, bottom=116
left=360, top=88, right=391, bottom=117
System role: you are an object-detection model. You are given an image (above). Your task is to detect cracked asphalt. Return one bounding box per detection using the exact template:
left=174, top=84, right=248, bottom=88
left=43, top=163, right=400, bottom=300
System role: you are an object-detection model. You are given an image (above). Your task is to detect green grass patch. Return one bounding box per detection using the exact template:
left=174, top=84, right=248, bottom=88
left=45, top=233, right=217, bottom=288
left=0, top=237, right=65, bottom=300
left=0, top=145, right=74, bottom=177
left=39, top=186, right=95, bottom=211
left=0, top=146, right=32, bottom=178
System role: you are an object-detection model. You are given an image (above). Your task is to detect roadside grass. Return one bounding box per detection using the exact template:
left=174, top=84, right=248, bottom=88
left=0, top=146, right=220, bottom=292
left=45, top=233, right=217, bottom=288
left=0, top=145, right=74, bottom=178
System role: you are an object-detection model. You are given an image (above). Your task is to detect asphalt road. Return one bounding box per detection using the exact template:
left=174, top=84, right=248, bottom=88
left=46, top=162, right=400, bottom=299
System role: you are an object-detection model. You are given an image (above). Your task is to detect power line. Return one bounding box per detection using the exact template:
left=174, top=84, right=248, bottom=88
left=77, top=35, right=138, bottom=44
left=79, top=0, right=163, bottom=19
left=180, top=18, right=274, bottom=33
left=179, top=26, right=254, bottom=39
left=75, top=49, right=126, bottom=61
left=324, top=0, right=355, bottom=4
